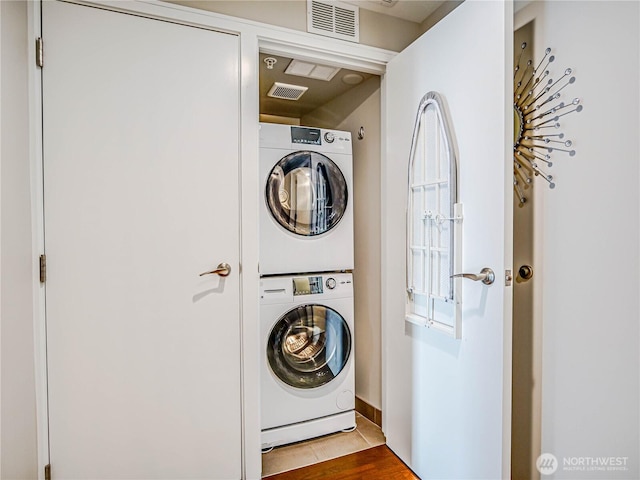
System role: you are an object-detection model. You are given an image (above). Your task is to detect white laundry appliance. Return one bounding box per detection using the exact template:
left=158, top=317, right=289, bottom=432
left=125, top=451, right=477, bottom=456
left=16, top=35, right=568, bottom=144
left=259, top=123, right=354, bottom=276
left=260, top=273, right=355, bottom=449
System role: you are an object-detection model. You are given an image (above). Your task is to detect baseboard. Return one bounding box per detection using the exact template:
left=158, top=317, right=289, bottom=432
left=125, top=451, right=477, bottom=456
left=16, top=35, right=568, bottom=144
left=355, top=396, right=382, bottom=427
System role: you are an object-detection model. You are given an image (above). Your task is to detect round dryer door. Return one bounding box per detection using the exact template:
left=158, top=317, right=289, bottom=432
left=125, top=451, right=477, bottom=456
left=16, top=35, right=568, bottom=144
left=267, top=304, right=351, bottom=389
left=266, top=151, right=348, bottom=236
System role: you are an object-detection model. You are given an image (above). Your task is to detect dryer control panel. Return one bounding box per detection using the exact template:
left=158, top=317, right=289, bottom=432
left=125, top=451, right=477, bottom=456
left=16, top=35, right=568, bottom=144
left=291, top=127, right=322, bottom=145
left=259, top=123, right=351, bottom=155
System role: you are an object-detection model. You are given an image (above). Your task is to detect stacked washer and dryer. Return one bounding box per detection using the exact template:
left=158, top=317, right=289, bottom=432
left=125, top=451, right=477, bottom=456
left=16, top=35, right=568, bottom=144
left=259, top=122, right=356, bottom=449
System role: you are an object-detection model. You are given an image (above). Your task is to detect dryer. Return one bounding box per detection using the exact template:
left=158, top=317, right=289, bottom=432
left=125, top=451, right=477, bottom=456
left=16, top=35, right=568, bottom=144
left=259, top=123, right=354, bottom=276
left=260, top=273, right=355, bottom=449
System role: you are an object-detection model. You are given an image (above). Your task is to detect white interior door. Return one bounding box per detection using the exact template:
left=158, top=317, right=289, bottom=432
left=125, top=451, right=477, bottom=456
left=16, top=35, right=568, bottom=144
left=382, top=1, right=513, bottom=478
left=42, top=2, right=241, bottom=478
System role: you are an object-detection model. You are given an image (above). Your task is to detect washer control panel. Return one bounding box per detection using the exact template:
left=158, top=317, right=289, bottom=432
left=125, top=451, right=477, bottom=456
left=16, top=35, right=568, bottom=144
left=260, top=273, right=353, bottom=304
left=291, top=274, right=351, bottom=296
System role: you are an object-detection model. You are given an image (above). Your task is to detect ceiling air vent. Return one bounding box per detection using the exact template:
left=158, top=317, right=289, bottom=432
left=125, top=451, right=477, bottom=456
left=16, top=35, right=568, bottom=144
left=307, top=0, right=359, bottom=43
left=267, top=82, right=309, bottom=101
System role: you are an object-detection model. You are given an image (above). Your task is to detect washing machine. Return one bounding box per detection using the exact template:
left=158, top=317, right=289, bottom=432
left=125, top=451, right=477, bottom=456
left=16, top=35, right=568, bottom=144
left=260, top=272, right=355, bottom=448
left=259, top=123, right=354, bottom=276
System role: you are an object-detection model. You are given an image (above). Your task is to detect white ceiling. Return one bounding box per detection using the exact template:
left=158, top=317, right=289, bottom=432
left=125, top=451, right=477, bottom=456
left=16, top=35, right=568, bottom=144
left=343, top=0, right=445, bottom=23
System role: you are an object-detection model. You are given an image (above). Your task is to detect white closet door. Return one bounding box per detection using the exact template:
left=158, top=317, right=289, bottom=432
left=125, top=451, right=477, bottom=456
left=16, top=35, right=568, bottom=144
left=42, top=1, right=241, bottom=478
left=383, top=1, right=513, bottom=478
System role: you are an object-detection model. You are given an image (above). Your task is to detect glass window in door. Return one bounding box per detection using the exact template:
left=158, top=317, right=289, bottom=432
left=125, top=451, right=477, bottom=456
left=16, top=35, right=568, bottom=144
left=267, top=304, right=351, bottom=389
left=266, top=151, right=348, bottom=236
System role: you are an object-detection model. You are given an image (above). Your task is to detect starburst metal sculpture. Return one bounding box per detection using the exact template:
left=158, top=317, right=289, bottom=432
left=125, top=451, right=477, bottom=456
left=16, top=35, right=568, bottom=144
left=513, top=42, right=582, bottom=206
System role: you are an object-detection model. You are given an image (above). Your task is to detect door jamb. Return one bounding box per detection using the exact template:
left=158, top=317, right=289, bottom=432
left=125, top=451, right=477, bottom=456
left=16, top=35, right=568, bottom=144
left=27, top=2, right=49, bottom=476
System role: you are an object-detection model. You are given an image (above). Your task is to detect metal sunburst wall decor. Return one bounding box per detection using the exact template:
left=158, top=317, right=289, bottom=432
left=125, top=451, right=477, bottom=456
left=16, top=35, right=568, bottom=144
left=513, top=42, right=582, bottom=206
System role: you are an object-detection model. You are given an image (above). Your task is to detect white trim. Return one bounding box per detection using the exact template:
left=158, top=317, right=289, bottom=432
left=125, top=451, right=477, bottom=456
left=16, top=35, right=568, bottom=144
left=64, top=0, right=394, bottom=73
left=259, top=37, right=389, bottom=75
left=29, top=1, right=396, bottom=479
left=0, top=4, right=3, bottom=474
left=28, top=2, right=50, bottom=478
left=502, top=1, right=515, bottom=477
left=379, top=63, right=390, bottom=440
left=238, top=27, right=262, bottom=480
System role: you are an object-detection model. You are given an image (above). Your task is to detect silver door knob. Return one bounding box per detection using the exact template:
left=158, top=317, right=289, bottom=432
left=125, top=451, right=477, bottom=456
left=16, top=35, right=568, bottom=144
left=199, top=263, right=231, bottom=277
left=451, top=267, right=495, bottom=285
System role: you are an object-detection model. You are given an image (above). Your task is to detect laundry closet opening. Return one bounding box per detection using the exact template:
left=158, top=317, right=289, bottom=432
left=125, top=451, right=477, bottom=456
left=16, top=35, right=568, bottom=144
left=257, top=50, right=384, bottom=455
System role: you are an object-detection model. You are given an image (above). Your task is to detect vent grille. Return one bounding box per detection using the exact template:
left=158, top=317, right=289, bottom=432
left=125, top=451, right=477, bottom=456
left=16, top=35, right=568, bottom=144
left=267, top=82, right=309, bottom=101
left=335, top=6, right=356, bottom=37
left=311, top=1, right=333, bottom=32
left=307, top=0, right=359, bottom=43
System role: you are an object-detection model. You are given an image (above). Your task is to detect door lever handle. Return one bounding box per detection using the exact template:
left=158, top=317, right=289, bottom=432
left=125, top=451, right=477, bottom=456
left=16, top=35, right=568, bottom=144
left=451, top=267, right=495, bottom=285
left=199, top=263, right=231, bottom=277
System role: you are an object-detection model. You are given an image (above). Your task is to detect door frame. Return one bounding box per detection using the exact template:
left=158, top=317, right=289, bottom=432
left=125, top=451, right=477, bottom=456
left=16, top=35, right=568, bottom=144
left=27, top=1, right=393, bottom=478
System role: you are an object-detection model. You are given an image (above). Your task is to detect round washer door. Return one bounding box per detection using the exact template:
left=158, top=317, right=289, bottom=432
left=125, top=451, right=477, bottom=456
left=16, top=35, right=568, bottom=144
left=266, top=151, right=348, bottom=236
left=267, top=304, right=351, bottom=389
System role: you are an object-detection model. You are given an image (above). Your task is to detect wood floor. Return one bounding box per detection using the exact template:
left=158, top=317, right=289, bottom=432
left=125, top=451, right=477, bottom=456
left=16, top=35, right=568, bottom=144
left=263, top=445, right=419, bottom=480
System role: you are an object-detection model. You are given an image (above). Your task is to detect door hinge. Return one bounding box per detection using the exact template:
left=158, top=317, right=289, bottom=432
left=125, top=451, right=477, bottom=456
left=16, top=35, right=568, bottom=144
left=39, top=254, right=47, bottom=283
left=44, top=464, right=51, bottom=480
left=36, top=37, right=43, bottom=68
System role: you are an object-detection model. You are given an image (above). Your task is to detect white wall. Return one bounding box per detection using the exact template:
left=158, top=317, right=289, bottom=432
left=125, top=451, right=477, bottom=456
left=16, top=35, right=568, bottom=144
left=303, top=77, right=383, bottom=411
left=517, top=2, right=640, bottom=478
left=0, top=1, right=39, bottom=479
left=167, top=0, right=421, bottom=52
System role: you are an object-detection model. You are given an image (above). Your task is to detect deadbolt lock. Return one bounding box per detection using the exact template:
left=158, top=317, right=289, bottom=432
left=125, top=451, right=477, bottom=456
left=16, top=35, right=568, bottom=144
left=518, top=265, right=533, bottom=281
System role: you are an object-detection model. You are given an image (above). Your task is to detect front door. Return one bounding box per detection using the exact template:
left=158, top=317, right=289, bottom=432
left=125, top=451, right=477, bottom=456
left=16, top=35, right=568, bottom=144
left=42, top=2, right=242, bottom=478
left=382, top=1, right=513, bottom=478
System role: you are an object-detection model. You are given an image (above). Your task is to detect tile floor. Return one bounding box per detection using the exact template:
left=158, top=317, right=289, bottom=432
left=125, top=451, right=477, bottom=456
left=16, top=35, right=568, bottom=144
left=261, top=413, right=386, bottom=477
